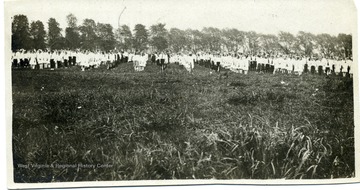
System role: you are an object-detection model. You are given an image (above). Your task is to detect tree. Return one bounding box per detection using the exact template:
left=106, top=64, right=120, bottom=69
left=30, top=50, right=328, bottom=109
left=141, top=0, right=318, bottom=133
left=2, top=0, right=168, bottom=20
left=65, top=13, right=80, bottom=50
left=295, top=31, right=316, bottom=57
left=11, top=14, right=31, bottom=51
left=184, top=29, right=195, bottom=52
left=316, top=33, right=336, bottom=58
left=151, top=36, right=168, bottom=52
left=259, top=34, right=279, bottom=55
left=192, top=29, right=207, bottom=52
left=29, top=20, right=46, bottom=50
left=115, top=25, right=133, bottom=51
left=149, top=23, right=168, bottom=52
left=66, top=13, right=77, bottom=28
left=245, top=31, right=260, bottom=55
left=150, top=23, right=168, bottom=37
left=168, top=28, right=187, bottom=52
left=337, top=33, right=352, bottom=58
left=222, top=28, right=245, bottom=53
left=133, top=24, right=148, bottom=51
left=278, top=31, right=297, bottom=55
left=202, top=27, right=222, bottom=52
left=79, top=19, right=97, bottom=51
left=48, top=18, right=63, bottom=50
left=96, top=23, right=115, bottom=51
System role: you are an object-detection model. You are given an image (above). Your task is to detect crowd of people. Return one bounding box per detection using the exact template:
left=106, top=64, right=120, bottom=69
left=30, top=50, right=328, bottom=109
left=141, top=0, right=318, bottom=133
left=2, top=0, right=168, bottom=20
left=11, top=49, right=120, bottom=71
left=163, top=52, right=354, bottom=78
left=186, top=53, right=354, bottom=77
left=11, top=49, right=354, bottom=78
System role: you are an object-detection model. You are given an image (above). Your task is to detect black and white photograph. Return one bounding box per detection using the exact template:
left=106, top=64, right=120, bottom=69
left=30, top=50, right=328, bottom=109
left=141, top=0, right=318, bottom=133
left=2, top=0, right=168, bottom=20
left=4, top=0, right=359, bottom=189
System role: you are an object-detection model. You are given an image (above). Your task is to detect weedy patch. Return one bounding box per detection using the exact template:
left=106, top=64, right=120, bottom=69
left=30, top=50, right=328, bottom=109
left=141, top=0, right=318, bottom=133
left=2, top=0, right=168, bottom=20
left=229, top=82, right=247, bottom=87
left=12, top=63, right=354, bottom=181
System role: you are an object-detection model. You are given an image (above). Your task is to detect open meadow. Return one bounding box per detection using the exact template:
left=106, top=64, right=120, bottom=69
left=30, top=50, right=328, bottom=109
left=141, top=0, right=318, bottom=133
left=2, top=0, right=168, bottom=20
left=12, top=63, right=354, bottom=182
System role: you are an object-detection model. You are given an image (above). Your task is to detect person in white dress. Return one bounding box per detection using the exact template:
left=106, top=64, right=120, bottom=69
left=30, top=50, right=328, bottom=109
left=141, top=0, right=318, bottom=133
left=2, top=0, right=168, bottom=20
left=273, top=56, right=283, bottom=74
left=80, top=51, right=89, bottom=71
left=285, top=57, right=293, bottom=74
left=342, top=59, right=348, bottom=77
left=187, top=53, right=195, bottom=73
left=133, top=53, right=140, bottom=71
left=334, top=58, right=342, bottom=75
left=242, top=56, right=249, bottom=74
left=324, top=57, right=331, bottom=75
left=293, top=57, right=303, bottom=76
left=29, top=50, right=37, bottom=69
left=138, top=52, right=148, bottom=71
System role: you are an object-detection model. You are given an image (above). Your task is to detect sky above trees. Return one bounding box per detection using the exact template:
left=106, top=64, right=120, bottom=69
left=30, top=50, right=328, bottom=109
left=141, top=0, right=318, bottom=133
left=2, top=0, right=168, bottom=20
left=6, top=0, right=356, bottom=36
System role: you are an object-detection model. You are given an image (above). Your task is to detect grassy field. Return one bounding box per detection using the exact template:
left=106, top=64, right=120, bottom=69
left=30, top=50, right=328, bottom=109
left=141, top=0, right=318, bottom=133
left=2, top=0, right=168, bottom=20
left=12, top=62, right=354, bottom=182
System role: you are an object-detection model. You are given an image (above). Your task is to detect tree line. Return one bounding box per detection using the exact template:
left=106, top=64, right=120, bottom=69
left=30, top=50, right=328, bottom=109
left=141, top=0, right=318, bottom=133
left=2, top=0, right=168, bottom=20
left=12, top=14, right=352, bottom=58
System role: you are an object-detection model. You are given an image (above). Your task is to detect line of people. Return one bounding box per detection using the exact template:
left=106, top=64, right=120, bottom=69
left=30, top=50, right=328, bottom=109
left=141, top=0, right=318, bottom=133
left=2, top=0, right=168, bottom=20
left=12, top=49, right=78, bottom=69
left=11, top=49, right=131, bottom=71
left=190, top=52, right=354, bottom=77
left=11, top=49, right=354, bottom=78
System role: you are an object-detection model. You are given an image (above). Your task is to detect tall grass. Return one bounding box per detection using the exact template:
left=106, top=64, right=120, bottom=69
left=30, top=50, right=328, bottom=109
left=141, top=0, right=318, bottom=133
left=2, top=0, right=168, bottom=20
left=12, top=63, right=354, bottom=182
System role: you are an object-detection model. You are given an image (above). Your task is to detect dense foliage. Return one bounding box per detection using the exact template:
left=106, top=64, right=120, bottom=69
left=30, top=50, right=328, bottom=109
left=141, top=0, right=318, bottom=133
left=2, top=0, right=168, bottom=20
left=12, top=14, right=352, bottom=59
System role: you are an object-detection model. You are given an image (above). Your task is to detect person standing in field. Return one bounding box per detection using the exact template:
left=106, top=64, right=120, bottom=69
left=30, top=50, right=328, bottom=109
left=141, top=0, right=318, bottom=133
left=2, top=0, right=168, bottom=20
left=139, top=52, right=148, bottom=71
left=342, top=59, right=349, bottom=77
left=170, top=52, right=178, bottom=65
left=73, top=51, right=78, bottom=66
left=55, top=51, right=61, bottom=69
left=257, top=55, right=266, bottom=73
left=51, top=51, right=59, bottom=69
left=167, top=51, right=171, bottom=65
left=178, top=53, right=185, bottom=68
left=207, top=53, right=213, bottom=69
left=80, top=51, right=88, bottom=71
left=330, top=57, right=336, bottom=74
left=62, top=51, right=67, bottom=68
left=230, top=54, right=240, bottom=73
left=348, top=58, right=353, bottom=78
left=133, top=52, right=140, bottom=71
left=159, top=51, right=166, bottom=71
left=241, top=55, right=249, bottom=74
left=303, top=56, right=309, bottom=73
left=36, top=50, right=43, bottom=69
left=19, top=50, right=25, bottom=68
left=53, top=51, right=59, bottom=69
left=324, top=57, right=331, bottom=75
left=18, top=49, right=25, bottom=68
left=284, top=56, right=292, bottom=74
left=268, top=56, right=274, bottom=74
left=334, top=57, right=342, bottom=76
left=46, top=50, right=52, bottom=69
left=40, top=50, right=46, bottom=69
left=265, top=56, right=271, bottom=73
left=68, top=50, right=73, bottom=66
left=29, top=50, right=37, bottom=69
left=151, top=52, right=156, bottom=65
left=23, top=50, right=30, bottom=68
left=12, top=50, right=19, bottom=68
left=48, top=50, right=54, bottom=69
left=318, top=56, right=326, bottom=75
left=308, top=57, right=317, bottom=74
left=273, top=56, right=282, bottom=74
left=189, top=53, right=195, bottom=73
left=192, top=52, right=197, bottom=68
left=215, top=53, right=221, bottom=72
left=123, top=51, right=129, bottom=63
